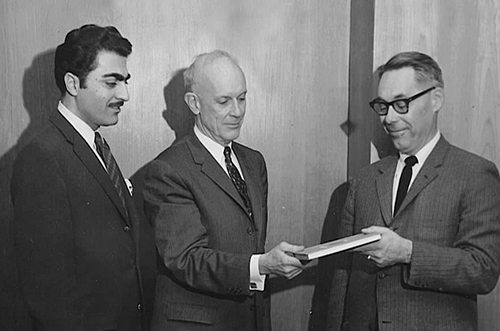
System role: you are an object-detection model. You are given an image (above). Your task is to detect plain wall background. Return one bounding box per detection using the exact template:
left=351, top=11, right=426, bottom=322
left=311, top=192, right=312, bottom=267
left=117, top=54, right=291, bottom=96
left=1, top=1, right=500, bottom=330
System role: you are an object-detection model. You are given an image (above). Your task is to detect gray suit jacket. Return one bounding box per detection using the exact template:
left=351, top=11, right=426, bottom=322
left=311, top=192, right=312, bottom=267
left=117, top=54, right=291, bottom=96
left=327, top=137, right=500, bottom=331
left=144, top=132, right=271, bottom=331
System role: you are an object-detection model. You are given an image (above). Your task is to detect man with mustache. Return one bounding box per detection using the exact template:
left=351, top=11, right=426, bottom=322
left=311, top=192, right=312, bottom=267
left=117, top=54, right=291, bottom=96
left=327, top=51, right=500, bottom=331
left=11, top=24, right=146, bottom=331
left=144, top=50, right=305, bottom=331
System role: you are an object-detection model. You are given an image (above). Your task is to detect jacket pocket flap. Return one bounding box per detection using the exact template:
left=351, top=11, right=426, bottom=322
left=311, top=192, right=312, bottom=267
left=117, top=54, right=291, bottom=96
left=166, top=302, right=217, bottom=325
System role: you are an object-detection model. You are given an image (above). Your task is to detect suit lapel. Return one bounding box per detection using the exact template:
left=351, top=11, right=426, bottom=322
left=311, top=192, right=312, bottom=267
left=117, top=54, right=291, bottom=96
left=50, top=111, right=131, bottom=224
left=186, top=134, right=254, bottom=222
left=376, top=156, right=398, bottom=226
left=397, top=137, right=448, bottom=215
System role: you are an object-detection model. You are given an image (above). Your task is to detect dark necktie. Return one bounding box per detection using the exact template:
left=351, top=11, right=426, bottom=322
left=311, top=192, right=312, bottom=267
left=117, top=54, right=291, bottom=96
left=224, top=146, right=253, bottom=219
left=394, top=155, right=418, bottom=215
left=95, top=132, right=128, bottom=217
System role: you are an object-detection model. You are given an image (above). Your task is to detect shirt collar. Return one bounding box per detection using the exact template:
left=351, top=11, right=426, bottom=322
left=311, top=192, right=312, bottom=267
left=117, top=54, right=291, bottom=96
left=57, top=101, right=98, bottom=148
left=194, top=124, right=233, bottom=161
left=399, top=131, right=441, bottom=165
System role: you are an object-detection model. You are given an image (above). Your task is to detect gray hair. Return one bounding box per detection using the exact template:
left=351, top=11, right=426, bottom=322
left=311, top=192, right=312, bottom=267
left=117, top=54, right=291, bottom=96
left=378, top=51, right=444, bottom=88
left=183, top=50, right=240, bottom=92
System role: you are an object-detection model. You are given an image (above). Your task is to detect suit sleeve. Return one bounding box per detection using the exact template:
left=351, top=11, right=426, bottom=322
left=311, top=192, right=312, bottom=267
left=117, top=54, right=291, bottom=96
left=404, top=160, right=500, bottom=295
left=11, top=143, right=83, bottom=330
left=143, top=158, right=252, bottom=296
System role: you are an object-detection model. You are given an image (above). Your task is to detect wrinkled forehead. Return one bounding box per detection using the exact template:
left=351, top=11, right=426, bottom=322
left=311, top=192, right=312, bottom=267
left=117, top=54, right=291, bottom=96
left=195, top=58, right=247, bottom=96
left=378, top=67, right=420, bottom=100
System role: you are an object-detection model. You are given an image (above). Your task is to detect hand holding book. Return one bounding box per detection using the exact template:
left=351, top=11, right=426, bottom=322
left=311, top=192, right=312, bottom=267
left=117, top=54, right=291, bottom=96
left=353, top=226, right=413, bottom=268
left=292, top=232, right=381, bottom=261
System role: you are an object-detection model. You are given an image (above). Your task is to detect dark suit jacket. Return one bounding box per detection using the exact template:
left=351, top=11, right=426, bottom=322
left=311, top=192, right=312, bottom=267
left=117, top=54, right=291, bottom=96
left=143, top=132, right=271, bottom=331
left=327, top=137, right=500, bottom=331
left=11, top=110, right=145, bottom=331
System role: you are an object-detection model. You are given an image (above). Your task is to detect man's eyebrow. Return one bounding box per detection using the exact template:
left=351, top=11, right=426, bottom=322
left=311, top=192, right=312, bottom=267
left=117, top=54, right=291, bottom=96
left=375, top=93, right=407, bottom=102
left=392, top=93, right=407, bottom=99
left=103, top=73, right=131, bottom=81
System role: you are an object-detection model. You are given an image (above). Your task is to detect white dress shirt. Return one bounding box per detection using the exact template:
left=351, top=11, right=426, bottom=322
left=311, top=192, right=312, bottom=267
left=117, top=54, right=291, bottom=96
left=392, top=131, right=441, bottom=215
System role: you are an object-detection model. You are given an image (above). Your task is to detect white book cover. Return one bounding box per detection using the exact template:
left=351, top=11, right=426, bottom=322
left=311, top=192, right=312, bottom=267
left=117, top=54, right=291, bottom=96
left=293, top=232, right=381, bottom=260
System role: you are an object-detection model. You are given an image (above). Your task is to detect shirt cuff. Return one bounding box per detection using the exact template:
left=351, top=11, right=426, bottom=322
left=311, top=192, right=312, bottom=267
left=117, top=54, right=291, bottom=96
left=249, top=254, right=266, bottom=291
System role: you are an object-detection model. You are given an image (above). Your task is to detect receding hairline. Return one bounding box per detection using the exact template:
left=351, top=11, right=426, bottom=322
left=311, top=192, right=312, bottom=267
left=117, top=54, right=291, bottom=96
left=184, top=50, right=242, bottom=92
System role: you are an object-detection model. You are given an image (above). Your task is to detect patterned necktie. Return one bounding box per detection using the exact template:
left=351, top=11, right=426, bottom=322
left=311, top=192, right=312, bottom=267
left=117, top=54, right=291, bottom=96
left=94, top=132, right=128, bottom=217
left=224, top=146, right=253, bottom=219
left=394, top=155, right=418, bottom=215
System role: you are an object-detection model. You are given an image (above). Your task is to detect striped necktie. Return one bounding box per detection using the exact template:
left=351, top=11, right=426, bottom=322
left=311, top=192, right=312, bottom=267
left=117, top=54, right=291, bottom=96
left=94, top=132, right=128, bottom=217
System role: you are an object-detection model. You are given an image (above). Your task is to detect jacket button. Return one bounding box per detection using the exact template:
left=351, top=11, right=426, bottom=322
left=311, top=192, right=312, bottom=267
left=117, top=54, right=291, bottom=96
left=137, top=303, right=142, bottom=310
left=247, top=227, right=254, bottom=235
left=124, top=226, right=130, bottom=232
left=378, top=272, right=386, bottom=279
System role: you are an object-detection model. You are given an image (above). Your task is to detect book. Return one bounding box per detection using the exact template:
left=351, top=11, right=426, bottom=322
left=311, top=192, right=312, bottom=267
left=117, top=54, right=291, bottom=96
left=292, top=232, right=381, bottom=260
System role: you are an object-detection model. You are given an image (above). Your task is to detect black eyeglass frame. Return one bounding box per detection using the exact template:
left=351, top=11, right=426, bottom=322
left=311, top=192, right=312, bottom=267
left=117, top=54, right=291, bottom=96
left=369, top=86, right=436, bottom=115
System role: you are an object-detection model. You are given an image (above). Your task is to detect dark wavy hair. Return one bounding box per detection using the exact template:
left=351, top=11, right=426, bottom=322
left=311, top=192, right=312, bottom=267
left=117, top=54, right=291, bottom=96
left=54, top=24, right=132, bottom=94
left=378, top=51, right=444, bottom=88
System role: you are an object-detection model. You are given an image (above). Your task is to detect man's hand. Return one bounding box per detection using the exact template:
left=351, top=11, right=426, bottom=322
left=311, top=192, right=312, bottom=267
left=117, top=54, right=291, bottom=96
left=259, top=242, right=305, bottom=279
left=353, top=226, right=413, bottom=268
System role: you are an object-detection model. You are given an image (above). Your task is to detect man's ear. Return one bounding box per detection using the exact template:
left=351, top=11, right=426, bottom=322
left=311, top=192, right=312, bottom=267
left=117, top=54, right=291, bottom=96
left=64, top=72, right=80, bottom=97
left=184, top=92, right=200, bottom=115
left=432, top=87, right=445, bottom=113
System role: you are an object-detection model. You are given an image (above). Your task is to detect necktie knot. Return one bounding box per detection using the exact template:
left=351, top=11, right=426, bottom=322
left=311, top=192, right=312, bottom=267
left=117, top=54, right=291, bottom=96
left=95, top=131, right=104, bottom=148
left=405, top=155, right=418, bottom=167
left=94, top=132, right=111, bottom=157
left=224, top=146, right=232, bottom=160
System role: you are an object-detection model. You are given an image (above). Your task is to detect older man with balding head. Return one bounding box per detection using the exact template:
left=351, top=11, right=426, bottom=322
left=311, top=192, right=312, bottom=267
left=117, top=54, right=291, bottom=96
left=144, top=50, right=305, bottom=331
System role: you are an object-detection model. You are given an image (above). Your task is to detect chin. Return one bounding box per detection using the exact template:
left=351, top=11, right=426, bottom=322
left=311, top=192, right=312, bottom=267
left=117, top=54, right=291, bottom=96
left=100, top=118, right=119, bottom=128
left=224, top=130, right=241, bottom=141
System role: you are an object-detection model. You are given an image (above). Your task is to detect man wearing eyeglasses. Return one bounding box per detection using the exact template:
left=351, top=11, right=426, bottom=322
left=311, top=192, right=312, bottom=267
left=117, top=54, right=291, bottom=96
left=327, top=52, right=500, bottom=331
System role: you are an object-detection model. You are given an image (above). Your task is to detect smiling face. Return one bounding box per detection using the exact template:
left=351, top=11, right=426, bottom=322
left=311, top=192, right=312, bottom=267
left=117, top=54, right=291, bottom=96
left=69, top=50, right=130, bottom=130
left=187, top=56, right=247, bottom=146
left=378, top=67, right=443, bottom=155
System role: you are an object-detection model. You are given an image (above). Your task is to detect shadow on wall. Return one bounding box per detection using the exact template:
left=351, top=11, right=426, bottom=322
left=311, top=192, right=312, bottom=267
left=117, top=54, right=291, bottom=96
left=162, top=68, right=195, bottom=145
left=129, top=67, right=194, bottom=322
left=0, top=49, right=60, bottom=330
left=307, top=182, right=350, bottom=330
left=129, top=67, right=193, bottom=222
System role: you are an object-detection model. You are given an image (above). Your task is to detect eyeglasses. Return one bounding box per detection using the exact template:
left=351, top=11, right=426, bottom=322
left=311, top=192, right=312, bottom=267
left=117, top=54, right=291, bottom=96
left=369, top=86, right=436, bottom=116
